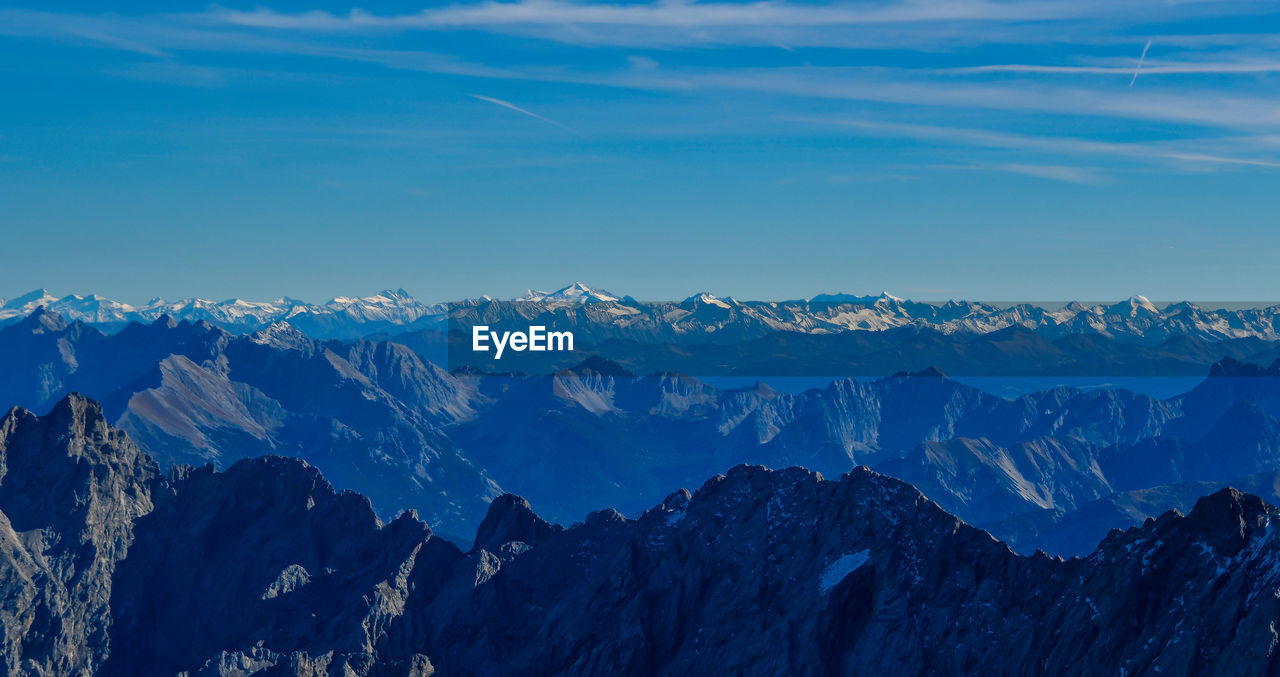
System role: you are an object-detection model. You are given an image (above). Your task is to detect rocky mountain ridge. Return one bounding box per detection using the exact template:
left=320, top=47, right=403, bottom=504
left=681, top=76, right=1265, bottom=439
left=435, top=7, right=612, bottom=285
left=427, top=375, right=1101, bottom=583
left=4, top=396, right=1280, bottom=675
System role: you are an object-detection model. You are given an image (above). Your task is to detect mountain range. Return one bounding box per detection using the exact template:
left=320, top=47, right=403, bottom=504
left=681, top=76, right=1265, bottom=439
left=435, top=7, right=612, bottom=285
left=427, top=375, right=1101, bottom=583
left=5, top=396, right=1280, bottom=675
left=0, top=308, right=498, bottom=541
left=433, top=322, right=1280, bottom=379
left=10, top=308, right=1280, bottom=556
left=9, top=284, right=1280, bottom=344
left=0, top=288, right=444, bottom=338
left=450, top=355, right=1280, bottom=555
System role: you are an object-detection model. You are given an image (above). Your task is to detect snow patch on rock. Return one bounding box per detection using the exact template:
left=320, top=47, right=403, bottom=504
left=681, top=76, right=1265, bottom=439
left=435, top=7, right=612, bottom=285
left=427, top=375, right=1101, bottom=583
left=820, top=549, right=871, bottom=594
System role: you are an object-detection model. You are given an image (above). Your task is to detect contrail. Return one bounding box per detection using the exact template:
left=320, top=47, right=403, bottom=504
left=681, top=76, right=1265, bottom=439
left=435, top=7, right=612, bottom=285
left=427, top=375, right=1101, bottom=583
left=468, top=94, right=572, bottom=132
left=1130, top=40, right=1152, bottom=87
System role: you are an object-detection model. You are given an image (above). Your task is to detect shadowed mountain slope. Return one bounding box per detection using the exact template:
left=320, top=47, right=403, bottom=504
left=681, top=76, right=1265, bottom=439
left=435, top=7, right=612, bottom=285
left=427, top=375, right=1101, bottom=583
left=5, top=397, right=1280, bottom=675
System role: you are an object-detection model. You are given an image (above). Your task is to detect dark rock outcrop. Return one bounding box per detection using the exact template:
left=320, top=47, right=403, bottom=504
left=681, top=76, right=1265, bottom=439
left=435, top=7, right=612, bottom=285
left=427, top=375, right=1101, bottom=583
left=6, top=396, right=1280, bottom=674
left=470, top=494, right=560, bottom=554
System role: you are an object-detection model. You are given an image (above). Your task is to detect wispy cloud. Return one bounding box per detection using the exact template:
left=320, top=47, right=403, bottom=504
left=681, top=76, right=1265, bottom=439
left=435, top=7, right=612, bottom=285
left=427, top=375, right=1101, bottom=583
left=948, top=60, right=1280, bottom=77
left=200, top=0, right=1267, bottom=51
left=938, top=163, right=1108, bottom=184
left=208, top=1, right=1139, bottom=31
left=467, top=94, right=574, bottom=132
left=1130, top=39, right=1153, bottom=87
left=792, top=117, right=1280, bottom=170
left=603, top=68, right=1280, bottom=131
left=4, top=2, right=1280, bottom=178
left=2, top=2, right=1256, bottom=54
left=0, top=9, right=521, bottom=76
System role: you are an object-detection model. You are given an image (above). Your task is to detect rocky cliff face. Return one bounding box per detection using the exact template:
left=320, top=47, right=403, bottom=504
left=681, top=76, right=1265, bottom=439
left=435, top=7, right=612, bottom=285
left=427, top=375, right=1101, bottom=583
left=5, top=396, right=1280, bottom=675
left=419, top=467, right=1280, bottom=676
left=0, top=395, right=158, bottom=675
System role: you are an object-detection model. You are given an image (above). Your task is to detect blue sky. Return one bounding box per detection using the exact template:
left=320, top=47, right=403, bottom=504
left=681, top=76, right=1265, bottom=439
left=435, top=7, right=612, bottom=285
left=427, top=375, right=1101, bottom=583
left=1, top=1, right=1279, bottom=303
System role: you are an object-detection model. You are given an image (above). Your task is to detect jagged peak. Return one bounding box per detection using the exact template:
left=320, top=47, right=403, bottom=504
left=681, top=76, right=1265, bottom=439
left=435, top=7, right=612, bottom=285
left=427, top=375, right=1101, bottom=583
left=540, top=282, right=620, bottom=304
left=514, top=289, right=551, bottom=302
left=585, top=507, right=627, bottom=528
left=566, top=355, right=635, bottom=378
left=1106, top=294, right=1160, bottom=316
left=1208, top=356, right=1280, bottom=378
left=887, top=366, right=948, bottom=380
left=12, top=305, right=69, bottom=333
left=1187, top=487, right=1271, bottom=521
left=1, top=288, right=56, bottom=310
left=1164, top=300, right=1200, bottom=313
left=2, top=393, right=156, bottom=476
left=681, top=291, right=732, bottom=309
left=662, top=488, right=691, bottom=511
left=46, top=391, right=108, bottom=428
left=1176, top=487, right=1276, bottom=549
left=471, top=494, right=560, bottom=554
left=808, top=291, right=905, bottom=305
left=250, top=321, right=310, bottom=350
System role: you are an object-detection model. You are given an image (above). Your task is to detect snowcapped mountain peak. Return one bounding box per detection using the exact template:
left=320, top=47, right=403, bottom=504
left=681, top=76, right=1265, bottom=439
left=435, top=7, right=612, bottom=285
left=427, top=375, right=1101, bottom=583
left=250, top=321, right=310, bottom=350
left=376, top=289, right=414, bottom=303
left=8, top=288, right=1280, bottom=345
left=1109, top=295, right=1160, bottom=316
left=514, top=289, right=551, bottom=303
left=333, top=288, right=416, bottom=306
left=3, top=288, right=57, bottom=311
left=325, top=290, right=412, bottom=307
left=682, top=292, right=732, bottom=309
left=1164, top=300, right=1201, bottom=315
left=541, top=283, right=620, bottom=305
left=53, top=293, right=137, bottom=322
